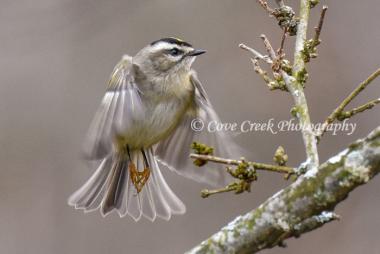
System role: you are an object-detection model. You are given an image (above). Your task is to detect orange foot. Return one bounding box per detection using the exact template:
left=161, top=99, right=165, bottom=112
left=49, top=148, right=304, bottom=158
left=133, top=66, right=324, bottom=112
left=129, top=162, right=150, bottom=193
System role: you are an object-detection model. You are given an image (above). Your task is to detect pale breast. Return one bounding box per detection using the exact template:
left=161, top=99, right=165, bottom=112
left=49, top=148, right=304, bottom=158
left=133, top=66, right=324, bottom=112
left=121, top=73, right=194, bottom=149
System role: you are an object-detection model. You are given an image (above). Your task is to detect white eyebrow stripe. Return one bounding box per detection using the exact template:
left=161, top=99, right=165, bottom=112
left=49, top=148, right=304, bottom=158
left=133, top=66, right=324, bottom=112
left=150, top=42, right=193, bottom=52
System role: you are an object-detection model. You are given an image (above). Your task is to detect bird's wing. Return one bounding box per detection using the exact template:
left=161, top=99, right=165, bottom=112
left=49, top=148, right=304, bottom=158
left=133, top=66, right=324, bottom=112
left=83, top=55, right=145, bottom=160
left=155, top=71, right=242, bottom=186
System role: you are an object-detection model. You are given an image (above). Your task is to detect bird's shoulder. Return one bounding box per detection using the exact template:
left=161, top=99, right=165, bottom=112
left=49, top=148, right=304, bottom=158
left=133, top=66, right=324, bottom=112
left=107, top=54, right=147, bottom=89
left=107, top=55, right=133, bottom=88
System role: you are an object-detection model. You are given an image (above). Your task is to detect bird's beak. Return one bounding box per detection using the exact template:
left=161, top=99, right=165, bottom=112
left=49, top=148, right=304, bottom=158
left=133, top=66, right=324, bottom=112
left=186, top=49, right=207, bottom=57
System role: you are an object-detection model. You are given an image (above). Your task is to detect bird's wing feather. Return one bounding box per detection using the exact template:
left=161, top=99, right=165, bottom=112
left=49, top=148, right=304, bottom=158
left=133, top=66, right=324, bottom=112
left=155, top=71, right=242, bottom=186
left=83, top=55, right=145, bottom=160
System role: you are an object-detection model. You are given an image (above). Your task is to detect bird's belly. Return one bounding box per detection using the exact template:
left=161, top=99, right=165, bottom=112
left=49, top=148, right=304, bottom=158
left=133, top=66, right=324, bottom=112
left=121, top=99, right=189, bottom=149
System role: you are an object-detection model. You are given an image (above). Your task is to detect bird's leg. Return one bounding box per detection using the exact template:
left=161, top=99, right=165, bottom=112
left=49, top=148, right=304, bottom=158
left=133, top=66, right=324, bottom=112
left=128, top=146, right=150, bottom=193
left=140, top=148, right=151, bottom=188
left=141, top=149, right=150, bottom=170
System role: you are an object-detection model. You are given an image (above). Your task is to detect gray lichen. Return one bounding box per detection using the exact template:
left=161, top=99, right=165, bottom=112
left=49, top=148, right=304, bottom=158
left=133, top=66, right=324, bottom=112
left=187, top=127, right=380, bottom=254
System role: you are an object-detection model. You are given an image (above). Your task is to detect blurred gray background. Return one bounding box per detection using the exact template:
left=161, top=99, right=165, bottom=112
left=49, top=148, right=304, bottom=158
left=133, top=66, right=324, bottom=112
left=0, top=0, right=379, bottom=253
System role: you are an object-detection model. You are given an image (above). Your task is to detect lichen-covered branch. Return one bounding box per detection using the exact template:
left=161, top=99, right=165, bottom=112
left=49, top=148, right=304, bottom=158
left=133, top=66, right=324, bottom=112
left=187, top=127, right=380, bottom=254
left=293, top=0, right=311, bottom=75
left=291, top=211, right=340, bottom=238
left=281, top=71, right=319, bottom=170
left=283, top=0, right=319, bottom=171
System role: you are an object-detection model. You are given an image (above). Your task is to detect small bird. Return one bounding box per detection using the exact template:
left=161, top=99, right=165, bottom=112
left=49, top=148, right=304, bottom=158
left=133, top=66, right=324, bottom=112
left=68, top=37, right=238, bottom=221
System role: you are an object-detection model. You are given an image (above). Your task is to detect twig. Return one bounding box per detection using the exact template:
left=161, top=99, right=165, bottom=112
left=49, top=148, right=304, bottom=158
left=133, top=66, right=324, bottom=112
left=292, top=211, right=340, bottom=238
left=201, top=186, right=237, bottom=198
left=313, top=6, right=328, bottom=43
left=201, top=179, right=254, bottom=198
left=274, top=211, right=340, bottom=247
left=278, top=28, right=288, bottom=57
left=257, top=0, right=275, bottom=15
left=239, top=44, right=288, bottom=91
left=260, top=34, right=277, bottom=60
left=239, top=41, right=288, bottom=91
left=239, top=43, right=272, bottom=64
left=251, top=59, right=277, bottom=90
left=335, top=68, right=380, bottom=110
left=302, top=5, right=328, bottom=62
left=337, top=98, right=380, bottom=121
left=260, top=34, right=284, bottom=74
left=258, top=0, right=298, bottom=35
left=190, top=154, right=295, bottom=175
left=187, top=127, right=380, bottom=254
left=318, top=68, right=380, bottom=139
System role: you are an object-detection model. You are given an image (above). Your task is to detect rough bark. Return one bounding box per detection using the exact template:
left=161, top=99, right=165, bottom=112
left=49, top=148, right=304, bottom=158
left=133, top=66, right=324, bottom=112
left=187, top=127, right=380, bottom=254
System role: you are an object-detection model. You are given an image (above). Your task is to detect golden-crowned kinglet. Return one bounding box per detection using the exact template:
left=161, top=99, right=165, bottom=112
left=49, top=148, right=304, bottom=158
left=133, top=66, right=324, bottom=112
left=68, top=37, right=239, bottom=221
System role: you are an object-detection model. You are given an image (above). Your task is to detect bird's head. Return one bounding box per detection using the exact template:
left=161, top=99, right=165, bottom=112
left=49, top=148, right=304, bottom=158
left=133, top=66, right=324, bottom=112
left=133, top=37, right=206, bottom=77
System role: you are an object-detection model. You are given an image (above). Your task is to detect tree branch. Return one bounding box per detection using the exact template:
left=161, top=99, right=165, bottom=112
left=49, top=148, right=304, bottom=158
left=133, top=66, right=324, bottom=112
left=240, top=1, right=320, bottom=170
left=293, top=0, right=311, bottom=75
left=187, top=127, right=380, bottom=254
left=283, top=0, right=319, bottom=171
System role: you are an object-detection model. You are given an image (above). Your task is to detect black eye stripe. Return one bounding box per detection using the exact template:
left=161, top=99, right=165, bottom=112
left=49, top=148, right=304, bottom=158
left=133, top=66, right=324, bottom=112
left=167, top=48, right=183, bottom=56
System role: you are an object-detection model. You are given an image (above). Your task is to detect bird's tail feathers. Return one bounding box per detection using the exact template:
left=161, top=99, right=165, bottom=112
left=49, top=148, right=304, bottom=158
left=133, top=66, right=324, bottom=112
left=68, top=148, right=185, bottom=221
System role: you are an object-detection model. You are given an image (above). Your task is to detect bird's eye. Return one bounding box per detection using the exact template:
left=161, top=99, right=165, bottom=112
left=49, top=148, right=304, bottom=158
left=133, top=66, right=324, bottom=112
left=168, top=48, right=182, bottom=56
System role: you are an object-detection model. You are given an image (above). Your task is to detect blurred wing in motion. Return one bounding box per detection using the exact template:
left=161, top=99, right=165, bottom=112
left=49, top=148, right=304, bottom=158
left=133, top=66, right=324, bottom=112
left=155, top=71, right=243, bottom=186
left=83, top=55, right=145, bottom=160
